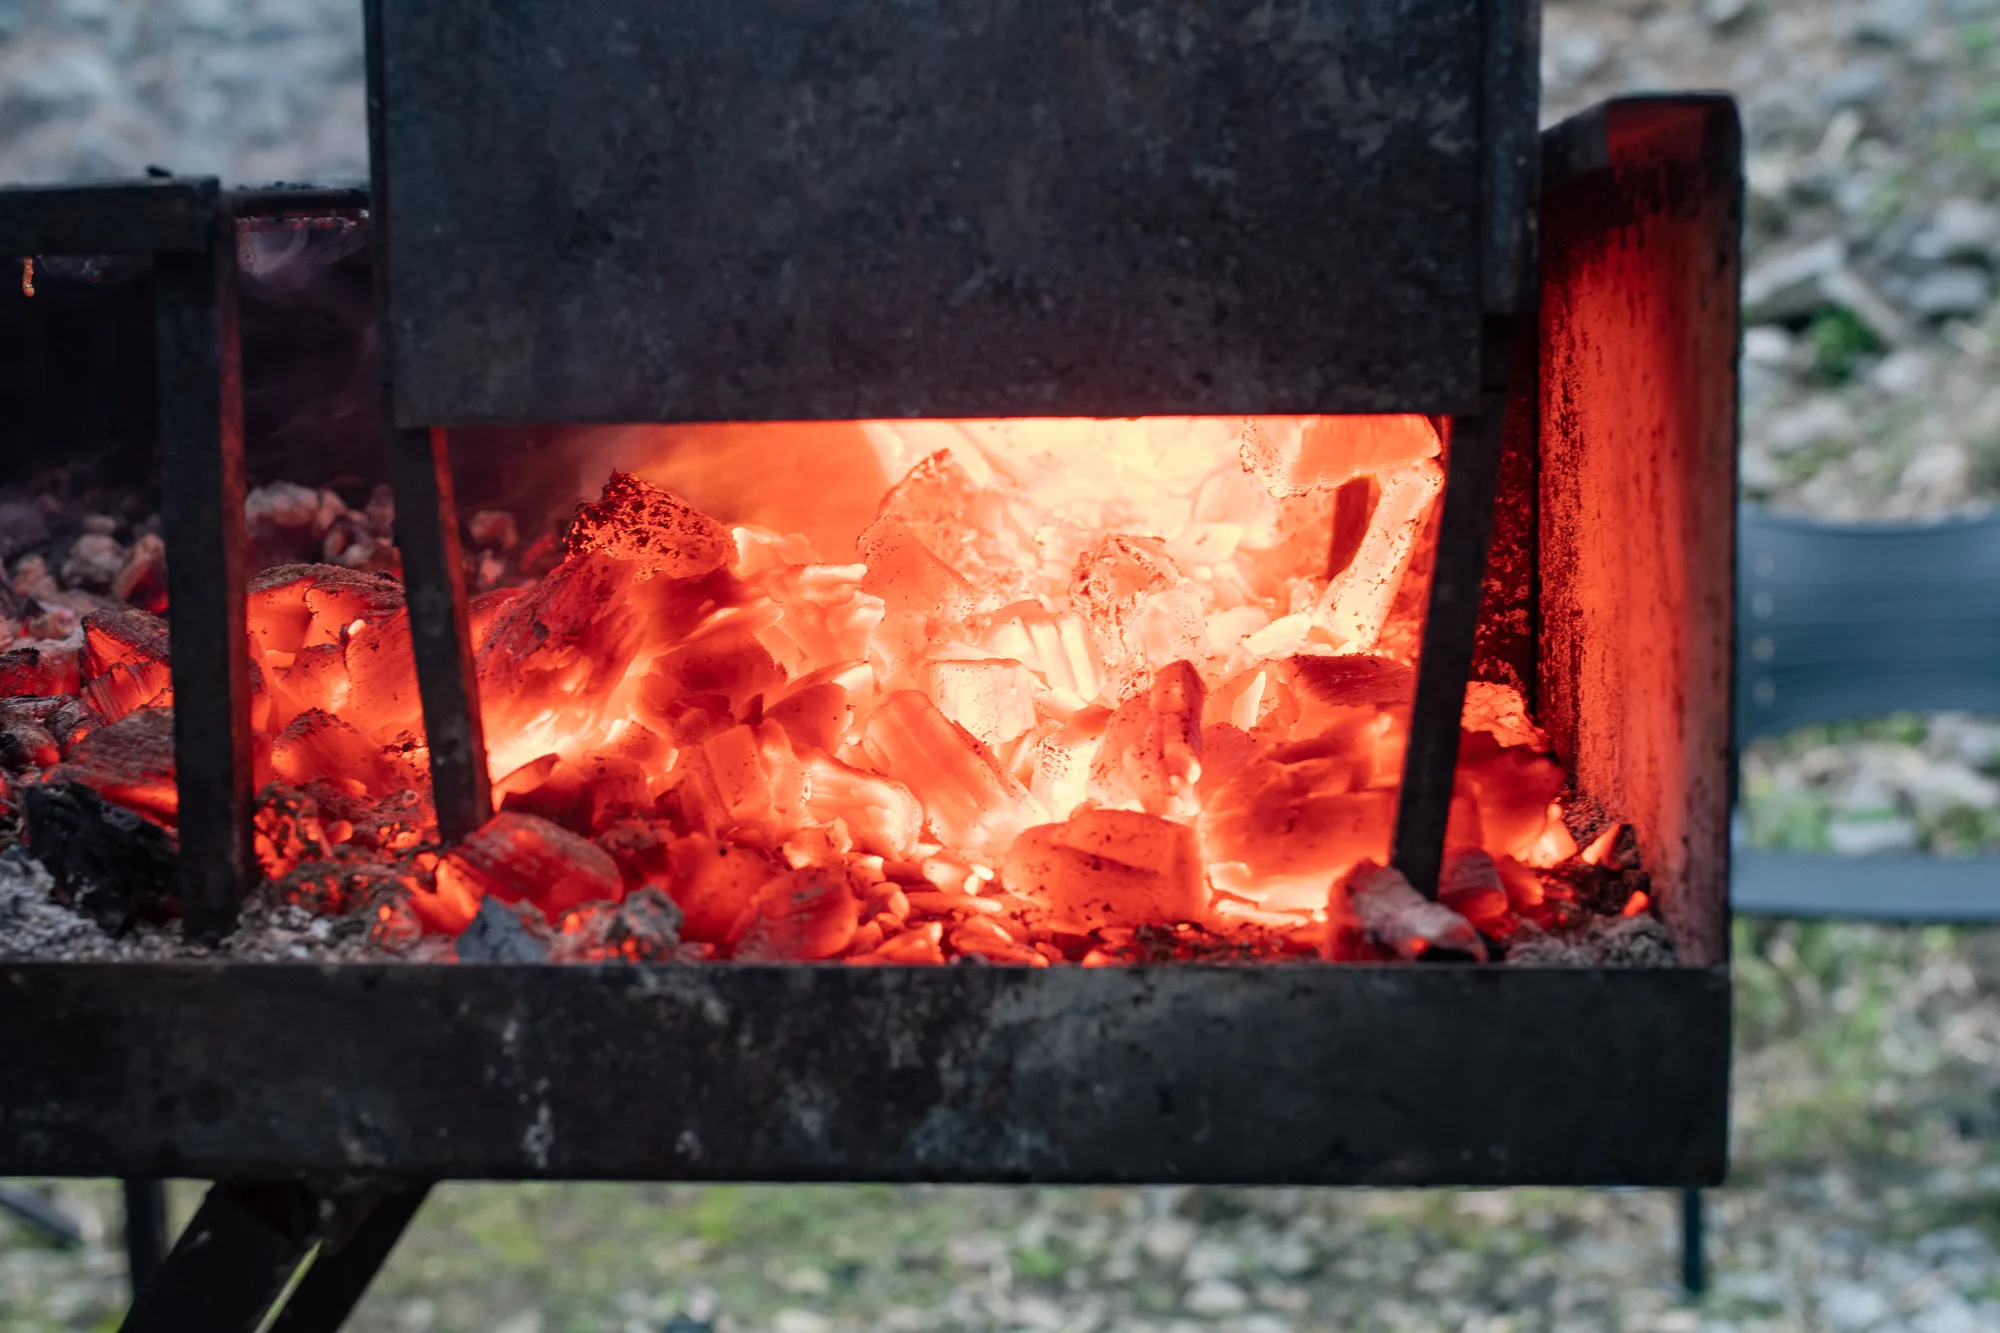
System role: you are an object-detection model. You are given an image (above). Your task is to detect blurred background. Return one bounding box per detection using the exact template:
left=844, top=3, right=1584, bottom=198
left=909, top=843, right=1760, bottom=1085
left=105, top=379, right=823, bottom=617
left=4, top=0, right=2000, bottom=1329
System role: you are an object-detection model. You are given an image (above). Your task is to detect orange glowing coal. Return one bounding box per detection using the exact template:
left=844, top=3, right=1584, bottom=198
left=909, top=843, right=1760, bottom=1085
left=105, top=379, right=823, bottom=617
left=31, top=416, right=1627, bottom=963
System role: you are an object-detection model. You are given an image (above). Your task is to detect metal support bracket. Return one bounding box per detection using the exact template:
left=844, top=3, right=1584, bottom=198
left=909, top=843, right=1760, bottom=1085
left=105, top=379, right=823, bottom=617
left=117, top=1181, right=429, bottom=1333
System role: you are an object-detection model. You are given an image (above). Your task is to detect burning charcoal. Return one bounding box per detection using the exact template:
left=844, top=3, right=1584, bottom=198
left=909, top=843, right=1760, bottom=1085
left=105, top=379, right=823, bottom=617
left=468, top=509, right=519, bottom=553
left=1030, top=704, right=1109, bottom=820
left=445, top=810, right=626, bottom=920
left=648, top=832, right=783, bottom=943
left=1312, top=458, right=1443, bottom=652
left=922, top=657, right=1038, bottom=748
left=564, top=472, right=734, bottom=580
left=947, top=915, right=1046, bottom=966
left=0, top=497, right=50, bottom=562
left=642, top=605, right=786, bottom=715
left=468, top=585, right=527, bottom=650
left=47, top=706, right=178, bottom=820
left=500, top=753, right=652, bottom=836
left=342, top=609, right=425, bottom=744
left=60, top=531, right=125, bottom=593
left=1088, top=660, right=1205, bottom=818
left=673, top=721, right=810, bottom=849
left=1069, top=534, right=1205, bottom=690
left=0, top=711, right=59, bottom=770
left=549, top=886, right=685, bottom=962
left=800, top=751, right=924, bottom=860
left=1333, top=861, right=1487, bottom=962
left=1237, top=414, right=1440, bottom=497
left=860, top=690, right=1042, bottom=859
left=1454, top=731, right=1571, bottom=864
left=744, top=563, right=884, bottom=674
left=264, top=642, right=348, bottom=732
left=1198, top=728, right=1394, bottom=911
left=23, top=778, right=178, bottom=930
left=82, top=659, right=171, bottom=724
left=80, top=607, right=170, bottom=678
left=1203, top=665, right=1302, bottom=739
left=876, top=449, right=1035, bottom=604
left=1289, top=654, right=1415, bottom=709
left=0, top=646, right=80, bottom=698
left=982, top=600, right=1101, bottom=702
left=270, top=709, right=415, bottom=797
left=765, top=660, right=873, bottom=754
left=1003, top=809, right=1207, bottom=932
left=455, top=895, right=553, bottom=963
left=252, top=784, right=333, bottom=879
left=112, top=533, right=168, bottom=614
left=1460, top=680, right=1547, bottom=752
left=728, top=863, right=861, bottom=961
left=856, top=517, right=974, bottom=622
left=1438, top=848, right=1510, bottom=924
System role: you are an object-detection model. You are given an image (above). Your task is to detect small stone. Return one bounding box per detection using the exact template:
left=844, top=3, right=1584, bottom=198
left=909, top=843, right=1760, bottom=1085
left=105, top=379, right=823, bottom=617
left=1762, top=398, right=1853, bottom=455
left=1184, top=1279, right=1250, bottom=1318
left=1905, top=267, right=1991, bottom=319
left=1820, top=1283, right=1893, bottom=1331
left=1909, top=199, right=2000, bottom=263
left=1703, top=0, right=1751, bottom=27
left=1742, top=238, right=1845, bottom=323
left=771, top=1310, right=831, bottom=1333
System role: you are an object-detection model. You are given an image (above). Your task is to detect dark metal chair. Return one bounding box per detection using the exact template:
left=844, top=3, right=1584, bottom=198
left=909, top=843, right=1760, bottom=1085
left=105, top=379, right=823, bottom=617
left=1684, top=502, right=2000, bottom=1296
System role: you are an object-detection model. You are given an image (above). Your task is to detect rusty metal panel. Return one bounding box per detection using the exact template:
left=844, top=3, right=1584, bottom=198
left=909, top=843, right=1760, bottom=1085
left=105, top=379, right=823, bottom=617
left=1537, top=97, right=1742, bottom=968
left=0, top=962, right=1729, bottom=1186
left=371, top=0, right=1499, bottom=425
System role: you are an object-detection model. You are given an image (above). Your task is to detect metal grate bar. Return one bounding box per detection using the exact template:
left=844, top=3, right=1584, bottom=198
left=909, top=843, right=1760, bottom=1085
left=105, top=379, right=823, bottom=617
left=154, top=197, right=255, bottom=940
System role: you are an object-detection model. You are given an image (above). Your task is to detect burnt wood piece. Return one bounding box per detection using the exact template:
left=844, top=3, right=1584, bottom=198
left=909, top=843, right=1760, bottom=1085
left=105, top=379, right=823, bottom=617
left=22, top=779, right=179, bottom=930
left=0, top=178, right=217, bottom=255
left=384, top=426, right=492, bottom=843
left=0, top=962, right=1730, bottom=1186
left=267, top=1186, right=432, bottom=1333
left=154, top=193, right=255, bottom=941
left=1537, top=97, right=1741, bottom=967
left=369, top=0, right=1526, bottom=423
left=119, top=1182, right=319, bottom=1333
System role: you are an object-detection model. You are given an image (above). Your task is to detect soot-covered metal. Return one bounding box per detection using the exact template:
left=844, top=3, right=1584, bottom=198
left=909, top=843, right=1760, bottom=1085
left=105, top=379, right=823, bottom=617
left=371, top=0, right=1524, bottom=424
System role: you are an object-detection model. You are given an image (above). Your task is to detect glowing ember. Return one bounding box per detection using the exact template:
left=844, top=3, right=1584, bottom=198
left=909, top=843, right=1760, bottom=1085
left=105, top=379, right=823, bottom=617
left=5, top=415, right=1656, bottom=962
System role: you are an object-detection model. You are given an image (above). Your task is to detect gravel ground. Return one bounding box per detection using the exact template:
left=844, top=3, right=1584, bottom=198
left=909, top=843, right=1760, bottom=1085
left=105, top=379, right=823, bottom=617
left=6, top=1, right=2000, bottom=1329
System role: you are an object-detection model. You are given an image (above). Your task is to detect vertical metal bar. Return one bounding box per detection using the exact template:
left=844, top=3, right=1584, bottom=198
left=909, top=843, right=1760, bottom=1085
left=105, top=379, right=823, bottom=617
left=154, top=184, right=253, bottom=940
left=366, top=0, right=492, bottom=843
left=1680, top=1187, right=1707, bottom=1297
left=386, top=428, right=492, bottom=841
left=123, top=1179, right=169, bottom=1300
left=267, top=1185, right=432, bottom=1333
left=118, top=1183, right=319, bottom=1333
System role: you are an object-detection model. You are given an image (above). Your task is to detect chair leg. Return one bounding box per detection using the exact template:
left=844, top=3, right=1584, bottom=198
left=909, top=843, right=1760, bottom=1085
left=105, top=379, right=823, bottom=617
left=1680, top=1187, right=1706, bottom=1297
left=123, top=1179, right=170, bottom=1301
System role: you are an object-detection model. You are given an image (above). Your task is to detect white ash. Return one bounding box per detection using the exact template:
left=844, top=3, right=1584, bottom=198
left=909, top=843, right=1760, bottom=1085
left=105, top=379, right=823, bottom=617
left=1505, top=913, right=1679, bottom=968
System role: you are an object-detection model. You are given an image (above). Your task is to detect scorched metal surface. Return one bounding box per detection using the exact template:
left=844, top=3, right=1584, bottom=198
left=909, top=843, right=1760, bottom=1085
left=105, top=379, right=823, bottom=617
left=371, top=0, right=1516, bottom=424
left=0, top=962, right=1729, bottom=1186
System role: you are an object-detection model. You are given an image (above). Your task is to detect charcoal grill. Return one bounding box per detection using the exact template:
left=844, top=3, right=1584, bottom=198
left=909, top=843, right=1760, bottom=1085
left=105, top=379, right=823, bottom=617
left=0, top=2, right=1739, bottom=1327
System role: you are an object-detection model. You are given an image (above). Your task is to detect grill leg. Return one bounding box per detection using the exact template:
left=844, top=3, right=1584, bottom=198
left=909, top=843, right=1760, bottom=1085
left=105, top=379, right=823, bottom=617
left=1680, top=1187, right=1706, bottom=1298
left=267, top=1185, right=431, bottom=1333
left=122, top=1179, right=169, bottom=1300
left=118, top=1182, right=319, bottom=1333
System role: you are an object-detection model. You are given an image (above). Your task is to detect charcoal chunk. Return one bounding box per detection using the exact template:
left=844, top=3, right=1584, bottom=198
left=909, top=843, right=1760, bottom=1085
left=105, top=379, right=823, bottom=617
left=455, top=895, right=552, bottom=963
left=22, top=778, right=178, bottom=931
